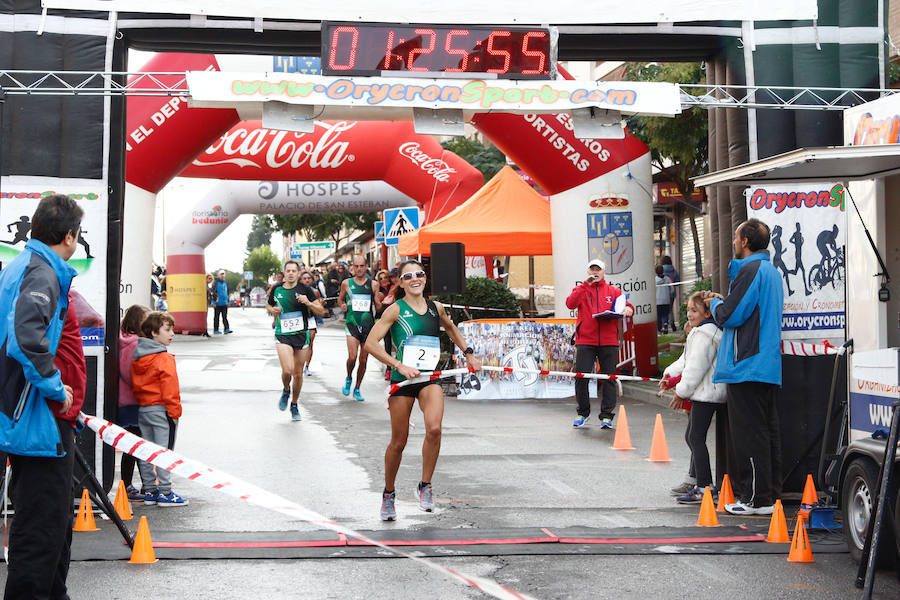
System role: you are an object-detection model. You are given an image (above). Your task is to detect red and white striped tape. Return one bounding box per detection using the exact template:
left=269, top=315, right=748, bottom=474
left=445, top=304, right=511, bottom=312
left=780, top=340, right=843, bottom=356
left=79, top=414, right=532, bottom=600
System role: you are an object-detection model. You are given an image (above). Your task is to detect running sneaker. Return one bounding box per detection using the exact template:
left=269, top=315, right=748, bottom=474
left=126, top=485, right=144, bottom=501
left=380, top=491, right=397, bottom=521
left=143, top=491, right=159, bottom=505
left=213, top=330, right=222, bottom=335
left=342, top=377, right=352, bottom=396
left=156, top=491, right=189, bottom=507
left=278, top=389, right=290, bottom=411
left=353, top=388, right=365, bottom=402
left=290, top=404, right=302, bottom=421
left=670, top=481, right=696, bottom=496
left=303, top=365, right=311, bottom=377
left=572, top=415, right=588, bottom=428
left=416, top=483, right=435, bottom=512
left=224, top=329, right=233, bottom=334
left=676, top=486, right=705, bottom=505
left=724, top=500, right=774, bottom=516
left=600, top=418, right=613, bottom=429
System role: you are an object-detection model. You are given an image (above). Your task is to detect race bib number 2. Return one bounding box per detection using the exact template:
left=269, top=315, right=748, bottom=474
left=351, top=293, right=372, bottom=313
left=402, top=335, right=441, bottom=370
left=280, top=311, right=305, bottom=333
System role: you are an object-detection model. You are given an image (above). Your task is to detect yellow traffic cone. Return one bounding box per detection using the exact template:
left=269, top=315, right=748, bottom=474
left=73, top=488, right=99, bottom=532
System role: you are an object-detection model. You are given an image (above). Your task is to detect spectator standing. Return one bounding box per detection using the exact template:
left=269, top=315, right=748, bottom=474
left=565, top=258, right=634, bottom=429
left=704, top=218, right=783, bottom=516
left=655, top=265, right=672, bottom=334
left=118, top=304, right=151, bottom=500
left=213, top=269, right=232, bottom=334
left=0, top=194, right=83, bottom=599
left=155, top=290, right=168, bottom=312
left=132, top=311, right=188, bottom=506
left=662, top=255, right=679, bottom=330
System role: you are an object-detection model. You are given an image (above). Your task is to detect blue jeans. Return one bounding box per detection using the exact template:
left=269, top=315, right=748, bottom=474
left=137, top=405, right=177, bottom=494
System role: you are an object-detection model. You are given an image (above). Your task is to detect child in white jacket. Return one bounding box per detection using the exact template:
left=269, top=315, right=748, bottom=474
left=660, top=292, right=727, bottom=504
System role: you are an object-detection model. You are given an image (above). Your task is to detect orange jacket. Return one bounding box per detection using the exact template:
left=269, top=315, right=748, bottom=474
left=130, top=337, right=182, bottom=419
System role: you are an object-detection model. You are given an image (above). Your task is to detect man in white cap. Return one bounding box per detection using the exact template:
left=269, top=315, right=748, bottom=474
left=565, top=258, right=633, bottom=428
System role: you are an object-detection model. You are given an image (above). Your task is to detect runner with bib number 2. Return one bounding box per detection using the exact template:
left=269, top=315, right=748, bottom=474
left=365, top=260, right=481, bottom=521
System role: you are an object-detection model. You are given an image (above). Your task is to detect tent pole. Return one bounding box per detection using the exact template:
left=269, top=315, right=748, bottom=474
left=529, top=256, right=535, bottom=315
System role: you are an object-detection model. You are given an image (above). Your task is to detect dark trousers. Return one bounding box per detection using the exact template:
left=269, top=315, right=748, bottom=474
left=5, top=419, right=75, bottom=600
left=574, top=345, right=618, bottom=420
left=685, top=402, right=722, bottom=489
left=727, top=381, right=782, bottom=506
left=657, top=304, right=671, bottom=332
left=119, top=425, right=142, bottom=488
left=213, top=305, right=229, bottom=331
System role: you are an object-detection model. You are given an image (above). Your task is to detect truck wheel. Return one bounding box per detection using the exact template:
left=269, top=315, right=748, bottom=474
left=842, top=458, right=897, bottom=567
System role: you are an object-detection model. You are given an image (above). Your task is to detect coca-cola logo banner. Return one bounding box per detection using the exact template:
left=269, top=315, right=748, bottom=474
left=186, top=72, right=682, bottom=116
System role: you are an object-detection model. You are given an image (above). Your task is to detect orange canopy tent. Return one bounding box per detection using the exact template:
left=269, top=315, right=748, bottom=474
left=397, top=166, right=552, bottom=256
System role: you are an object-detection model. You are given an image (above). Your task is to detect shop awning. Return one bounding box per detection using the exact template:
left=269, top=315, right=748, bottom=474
left=694, top=144, right=900, bottom=187
left=398, top=166, right=552, bottom=256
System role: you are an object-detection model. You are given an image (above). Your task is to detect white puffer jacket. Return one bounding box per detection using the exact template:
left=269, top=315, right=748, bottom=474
left=663, top=321, right=727, bottom=403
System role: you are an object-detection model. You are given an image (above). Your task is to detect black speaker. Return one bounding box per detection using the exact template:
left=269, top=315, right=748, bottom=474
left=430, top=242, right=466, bottom=295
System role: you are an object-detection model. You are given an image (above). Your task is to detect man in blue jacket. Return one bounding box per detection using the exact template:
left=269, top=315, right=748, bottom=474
left=213, top=269, right=233, bottom=334
left=704, top=218, right=783, bottom=516
left=1, top=194, right=82, bottom=598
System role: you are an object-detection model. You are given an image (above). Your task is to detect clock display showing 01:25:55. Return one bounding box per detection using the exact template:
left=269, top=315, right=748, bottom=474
left=321, top=22, right=555, bottom=79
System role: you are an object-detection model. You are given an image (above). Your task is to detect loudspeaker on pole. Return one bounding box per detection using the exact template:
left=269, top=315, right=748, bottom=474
left=430, top=242, right=466, bottom=295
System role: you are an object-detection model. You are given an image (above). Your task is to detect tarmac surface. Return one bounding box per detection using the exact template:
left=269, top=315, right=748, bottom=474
left=2, top=307, right=899, bottom=599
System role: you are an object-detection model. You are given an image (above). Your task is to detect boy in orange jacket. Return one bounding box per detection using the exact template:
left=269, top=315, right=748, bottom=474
left=131, top=311, right=188, bottom=506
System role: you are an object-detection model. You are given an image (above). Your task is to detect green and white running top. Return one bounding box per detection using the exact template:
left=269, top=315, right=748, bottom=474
left=345, top=276, right=376, bottom=330
left=267, top=282, right=317, bottom=336
left=390, top=298, right=441, bottom=383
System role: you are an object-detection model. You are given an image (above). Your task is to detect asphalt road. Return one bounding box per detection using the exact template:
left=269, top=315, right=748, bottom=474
left=2, top=307, right=898, bottom=599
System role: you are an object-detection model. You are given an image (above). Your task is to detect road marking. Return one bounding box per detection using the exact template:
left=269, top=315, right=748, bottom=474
left=176, top=359, right=210, bottom=372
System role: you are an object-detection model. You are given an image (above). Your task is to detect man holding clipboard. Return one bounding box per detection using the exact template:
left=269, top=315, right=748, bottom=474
left=565, top=259, right=634, bottom=429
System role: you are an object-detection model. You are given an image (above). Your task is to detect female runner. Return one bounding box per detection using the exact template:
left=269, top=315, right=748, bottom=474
left=365, top=260, right=480, bottom=521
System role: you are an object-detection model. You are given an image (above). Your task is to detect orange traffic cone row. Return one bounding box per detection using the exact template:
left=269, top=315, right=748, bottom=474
left=129, top=516, right=158, bottom=564
left=647, top=413, right=671, bottom=462
left=73, top=488, right=99, bottom=532
left=697, top=486, right=720, bottom=527
left=801, top=474, right=818, bottom=506
left=787, top=513, right=814, bottom=562
left=716, top=474, right=736, bottom=512
left=766, top=500, right=790, bottom=543
left=113, top=481, right=133, bottom=520
left=611, top=405, right=635, bottom=450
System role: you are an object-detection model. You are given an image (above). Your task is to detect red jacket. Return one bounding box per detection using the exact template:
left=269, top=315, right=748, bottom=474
left=565, top=279, right=632, bottom=346
left=52, top=297, right=87, bottom=424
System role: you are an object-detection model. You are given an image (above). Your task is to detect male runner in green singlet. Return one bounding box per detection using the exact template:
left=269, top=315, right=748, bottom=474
left=338, top=255, right=380, bottom=402
left=267, top=260, right=325, bottom=421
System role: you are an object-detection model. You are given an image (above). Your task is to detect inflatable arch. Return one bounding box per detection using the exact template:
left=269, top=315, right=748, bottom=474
left=121, top=54, right=483, bottom=323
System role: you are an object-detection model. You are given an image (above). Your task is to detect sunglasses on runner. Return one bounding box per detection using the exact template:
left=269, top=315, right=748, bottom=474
left=400, top=270, right=426, bottom=281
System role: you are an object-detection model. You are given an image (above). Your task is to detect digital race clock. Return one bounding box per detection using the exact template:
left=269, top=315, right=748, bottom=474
left=321, top=22, right=556, bottom=79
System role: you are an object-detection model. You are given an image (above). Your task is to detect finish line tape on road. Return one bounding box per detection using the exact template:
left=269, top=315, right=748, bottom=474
left=79, top=413, right=534, bottom=600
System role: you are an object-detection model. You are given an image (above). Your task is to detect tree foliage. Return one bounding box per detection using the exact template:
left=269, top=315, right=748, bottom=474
left=246, top=215, right=274, bottom=254
left=272, top=213, right=380, bottom=253
left=432, top=276, right=521, bottom=321
left=440, top=137, right=507, bottom=183
left=244, top=245, right=282, bottom=287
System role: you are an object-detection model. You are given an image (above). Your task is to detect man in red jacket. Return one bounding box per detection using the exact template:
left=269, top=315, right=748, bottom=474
left=565, top=259, right=634, bottom=428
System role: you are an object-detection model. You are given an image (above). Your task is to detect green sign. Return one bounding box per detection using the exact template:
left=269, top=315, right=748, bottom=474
left=294, top=241, right=336, bottom=251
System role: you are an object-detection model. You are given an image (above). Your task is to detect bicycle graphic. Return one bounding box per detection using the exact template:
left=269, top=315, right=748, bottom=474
left=808, top=246, right=844, bottom=291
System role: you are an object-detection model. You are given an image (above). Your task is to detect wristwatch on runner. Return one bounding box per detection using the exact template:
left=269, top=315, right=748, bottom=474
left=463, top=347, right=474, bottom=356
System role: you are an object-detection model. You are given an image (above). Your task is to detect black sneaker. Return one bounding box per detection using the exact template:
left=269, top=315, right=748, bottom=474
left=676, top=486, right=704, bottom=504
left=670, top=481, right=696, bottom=496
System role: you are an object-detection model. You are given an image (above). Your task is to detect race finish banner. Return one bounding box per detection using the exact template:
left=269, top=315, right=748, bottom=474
left=186, top=72, right=682, bottom=117
left=454, top=320, right=598, bottom=400
left=745, top=182, right=846, bottom=342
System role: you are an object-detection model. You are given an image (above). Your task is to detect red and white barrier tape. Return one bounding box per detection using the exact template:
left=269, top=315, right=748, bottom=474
left=445, top=304, right=511, bottom=312
left=79, top=414, right=532, bottom=600
left=389, top=365, right=655, bottom=395
left=780, top=340, right=843, bottom=356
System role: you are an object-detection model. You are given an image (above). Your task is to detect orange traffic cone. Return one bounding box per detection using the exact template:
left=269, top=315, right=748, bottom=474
left=129, top=516, right=158, bottom=564
left=787, top=514, right=814, bottom=563
left=716, top=474, right=736, bottom=512
left=697, top=486, right=720, bottom=527
left=766, top=500, right=790, bottom=543
left=611, top=405, right=635, bottom=450
left=801, top=474, right=818, bottom=506
left=647, top=413, right=671, bottom=462
left=113, top=481, right=133, bottom=520
left=73, top=488, right=99, bottom=532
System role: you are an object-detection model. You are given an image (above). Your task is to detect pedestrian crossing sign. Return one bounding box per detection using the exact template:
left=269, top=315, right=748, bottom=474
left=375, top=220, right=385, bottom=244
left=383, top=207, right=420, bottom=246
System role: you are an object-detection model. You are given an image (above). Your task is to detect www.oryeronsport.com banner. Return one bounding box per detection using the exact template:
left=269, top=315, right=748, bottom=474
left=745, top=182, right=846, bottom=343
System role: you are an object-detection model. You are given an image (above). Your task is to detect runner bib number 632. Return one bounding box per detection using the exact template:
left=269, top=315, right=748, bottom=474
left=280, top=311, right=306, bottom=333
left=402, top=335, right=441, bottom=370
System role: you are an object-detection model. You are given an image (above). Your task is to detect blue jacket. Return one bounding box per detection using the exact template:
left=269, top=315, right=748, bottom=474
left=214, top=279, right=229, bottom=306
left=0, top=239, right=77, bottom=456
left=710, top=252, right=783, bottom=386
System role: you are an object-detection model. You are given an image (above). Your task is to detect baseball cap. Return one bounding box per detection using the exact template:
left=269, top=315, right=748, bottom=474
left=588, top=259, right=606, bottom=270
left=218, top=269, right=226, bottom=275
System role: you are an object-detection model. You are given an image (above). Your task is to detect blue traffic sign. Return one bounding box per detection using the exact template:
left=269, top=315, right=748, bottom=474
left=383, top=207, right=420, bottom=246
left=374, top=220, right=385, bottom=243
